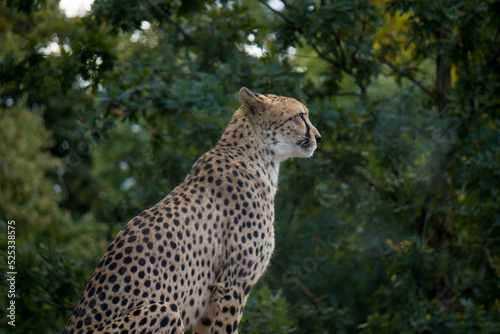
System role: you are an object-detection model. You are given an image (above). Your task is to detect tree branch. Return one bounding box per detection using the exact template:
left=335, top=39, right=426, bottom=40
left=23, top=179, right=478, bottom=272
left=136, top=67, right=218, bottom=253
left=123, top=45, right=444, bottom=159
left=354, top=166, right=385, bottom=193
left=257, top=0, right=295, bottom=26
left=377, top=56, right=434, bottom=97
left=331, top=31, right=348, bottom=67
left=340, top=173, right=359, bottom=193
left=354, top=166, right=399, bottom=202
left=270, top=259, right=324, bottom=310
left=483, top=246, right=500, bottom=277
left=286, top=198, right=299, bottom=226
left=358, top=13, right=368, bottom=43
left=30, top=294, right=75, bottom=311
left=144, top=1, right=197, bottom=44
left=317, top=148, right=398, bottom=199
left=417, top=149, right=455, bottom=245
left=258, top=0, right=368, bottom=98
left=257, top=0, right=338, bottom=68
left=309, top=43, right=338, bottom=66
left=335, top=91, right=364, bottom=97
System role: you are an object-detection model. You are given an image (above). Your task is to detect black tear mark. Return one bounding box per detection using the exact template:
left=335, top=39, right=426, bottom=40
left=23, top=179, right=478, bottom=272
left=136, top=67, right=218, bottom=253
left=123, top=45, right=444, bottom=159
left=299, top=113, right=311, bottom=140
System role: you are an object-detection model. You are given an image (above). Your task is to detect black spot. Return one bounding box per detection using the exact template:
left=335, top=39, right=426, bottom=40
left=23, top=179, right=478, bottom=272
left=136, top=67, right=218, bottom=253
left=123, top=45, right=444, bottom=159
left=201, top=318, right=212, bottom=326
left=160, top=316, right=170, bottom=327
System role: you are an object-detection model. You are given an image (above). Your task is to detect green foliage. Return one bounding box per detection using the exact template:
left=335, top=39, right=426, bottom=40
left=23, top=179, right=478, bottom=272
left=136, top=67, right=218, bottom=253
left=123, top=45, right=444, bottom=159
left=0, top=241, right=87, bottom=333
left=239, top=285, right=296, bottom=333
left=0, top=105, right=107, bottom=333
left=1, top=0, right=499, bottom=332
left=0, top=106, right=62, bottom=241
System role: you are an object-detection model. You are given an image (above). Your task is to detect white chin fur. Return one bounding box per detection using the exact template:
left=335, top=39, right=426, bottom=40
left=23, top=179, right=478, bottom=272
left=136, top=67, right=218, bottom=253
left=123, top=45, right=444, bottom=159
left=278, top=145, right=316, bottom=161
left=300, top=145, right=317, bottom=158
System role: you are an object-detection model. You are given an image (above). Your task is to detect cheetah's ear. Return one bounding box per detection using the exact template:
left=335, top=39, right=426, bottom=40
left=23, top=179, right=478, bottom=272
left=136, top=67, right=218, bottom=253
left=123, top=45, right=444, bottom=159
left=239, top=87, right=268, bottom=118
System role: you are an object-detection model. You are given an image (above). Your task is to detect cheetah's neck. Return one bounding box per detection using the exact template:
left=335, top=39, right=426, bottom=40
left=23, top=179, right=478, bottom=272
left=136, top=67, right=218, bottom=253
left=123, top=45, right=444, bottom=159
left=216, top=109, right=281, bottom=196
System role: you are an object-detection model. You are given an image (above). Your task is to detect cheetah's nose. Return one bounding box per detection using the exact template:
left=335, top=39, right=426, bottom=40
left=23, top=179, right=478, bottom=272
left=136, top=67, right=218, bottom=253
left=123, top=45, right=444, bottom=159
left=315, top=135, right=322, bottom=144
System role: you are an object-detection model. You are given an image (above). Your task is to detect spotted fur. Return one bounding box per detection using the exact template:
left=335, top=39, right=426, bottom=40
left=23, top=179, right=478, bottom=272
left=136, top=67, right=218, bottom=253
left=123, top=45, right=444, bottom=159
left=62, top=88, right=321, bottom=334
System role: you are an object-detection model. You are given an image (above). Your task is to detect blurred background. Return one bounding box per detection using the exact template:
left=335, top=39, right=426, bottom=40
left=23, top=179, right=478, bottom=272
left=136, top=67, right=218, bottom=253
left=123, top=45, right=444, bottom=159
left=1, top=0, right=499, bottom=333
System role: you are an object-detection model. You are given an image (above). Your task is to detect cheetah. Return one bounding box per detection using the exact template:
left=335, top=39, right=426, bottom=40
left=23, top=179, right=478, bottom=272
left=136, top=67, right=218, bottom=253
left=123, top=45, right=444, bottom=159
left=62, top=87, right=321, bottom=334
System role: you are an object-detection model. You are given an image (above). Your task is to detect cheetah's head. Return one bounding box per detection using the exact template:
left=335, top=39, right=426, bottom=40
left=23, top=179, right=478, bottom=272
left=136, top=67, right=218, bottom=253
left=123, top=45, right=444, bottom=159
left=239, top=87, right=321, bottom=162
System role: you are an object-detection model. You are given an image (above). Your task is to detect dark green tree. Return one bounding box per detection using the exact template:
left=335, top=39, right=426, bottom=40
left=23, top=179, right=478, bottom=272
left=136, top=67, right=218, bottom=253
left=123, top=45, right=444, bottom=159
left=0, top=105, right=108, bottom=333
